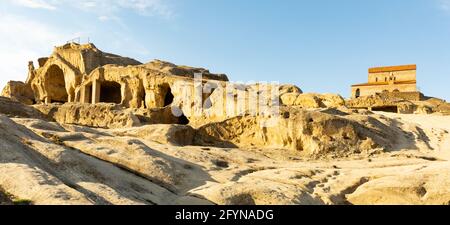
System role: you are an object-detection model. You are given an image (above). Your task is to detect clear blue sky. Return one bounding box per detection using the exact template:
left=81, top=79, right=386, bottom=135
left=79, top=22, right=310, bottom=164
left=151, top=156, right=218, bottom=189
left=1, top=0, right=450, bottom=100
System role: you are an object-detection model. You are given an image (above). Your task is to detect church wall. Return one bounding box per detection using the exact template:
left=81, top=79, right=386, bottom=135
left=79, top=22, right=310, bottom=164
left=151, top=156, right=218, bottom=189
left=368, top=70, right=416, bottom=83
left=351, top=83, right=417, bottom=98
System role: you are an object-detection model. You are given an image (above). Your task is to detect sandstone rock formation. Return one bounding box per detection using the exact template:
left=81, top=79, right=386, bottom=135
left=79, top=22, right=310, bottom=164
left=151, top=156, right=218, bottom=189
left=1, top=43, right=450, bottom=205
left=2, top=43, right=305, bottom=129
left=0, top=100, right=450, bottom=204
left=347, top=162, right=450, bottom=205
left=280, top=93, right=345, bottom=108
left=33, top=103, right=141, bottom=129
left=28, top=43, right=141, bottom=105
left=195, top=107, right=437, bottom=158
left=1, top=88, right=450, bottom=205
left=1, top=81, right=34, bottom=105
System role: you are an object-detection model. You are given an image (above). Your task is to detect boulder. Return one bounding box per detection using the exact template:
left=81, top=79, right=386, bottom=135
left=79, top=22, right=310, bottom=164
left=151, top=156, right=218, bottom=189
left=281, top=93, right=345, bottom=109
left=437, top=103, right=450, bottom=115
left=279, top=84, right=303, bottom=95
left=280, top=93, right=300, bottom=106
left=294, top=94, right=322, bottom=108
left=319, top=94, right=345, bottom=107
left=398, top=102, right=416, bottom=114
left=1, top=81, right=34, bottom=105
left=414, top=105, right=433, bottom=115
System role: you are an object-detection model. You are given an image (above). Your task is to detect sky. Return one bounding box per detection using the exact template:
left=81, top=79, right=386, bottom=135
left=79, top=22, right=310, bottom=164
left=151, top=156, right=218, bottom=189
left=1, top=0, right=450, bottom=100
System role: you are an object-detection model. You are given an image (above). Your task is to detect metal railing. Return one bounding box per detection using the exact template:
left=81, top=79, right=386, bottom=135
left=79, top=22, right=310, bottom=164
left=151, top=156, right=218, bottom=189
left=66, top=37, right=91, bottom=44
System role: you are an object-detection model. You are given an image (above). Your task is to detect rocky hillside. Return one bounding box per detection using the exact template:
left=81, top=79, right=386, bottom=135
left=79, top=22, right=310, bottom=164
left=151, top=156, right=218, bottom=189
left=1, top=96, right=450, bottom=205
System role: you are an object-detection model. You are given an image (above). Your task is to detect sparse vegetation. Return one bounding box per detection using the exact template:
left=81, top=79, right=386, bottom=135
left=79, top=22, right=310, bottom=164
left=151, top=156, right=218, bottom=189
left=0, top=187, right=33, bottom=205
left=12, top=199, right=33, bottom=205
left=0, top=188, right=12, bottom=205
left=212, top=160, right=229, bottom=168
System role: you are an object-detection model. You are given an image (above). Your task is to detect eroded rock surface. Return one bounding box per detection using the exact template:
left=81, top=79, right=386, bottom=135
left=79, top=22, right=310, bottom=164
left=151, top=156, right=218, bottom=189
left=33, top=103, right=140, bottom=129
left=1, top=102, right=450, bottom=205
left=281, top=93, right=345, bottom=108
left=195, top=107, right=436, bottom=159
left=0, top=97, right=48, bottom=120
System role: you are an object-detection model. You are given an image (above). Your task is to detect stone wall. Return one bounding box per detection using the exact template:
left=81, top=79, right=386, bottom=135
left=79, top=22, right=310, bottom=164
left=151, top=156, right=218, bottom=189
left=379, top=91, right=422, bottom=101
left=351, top=83, right=417, bottom=99
left=368, top=69, right=416, bottom=83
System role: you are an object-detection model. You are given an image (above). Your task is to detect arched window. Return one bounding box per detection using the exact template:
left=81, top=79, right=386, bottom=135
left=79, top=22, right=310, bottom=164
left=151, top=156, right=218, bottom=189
left=355, top=89, right=361, bottom=98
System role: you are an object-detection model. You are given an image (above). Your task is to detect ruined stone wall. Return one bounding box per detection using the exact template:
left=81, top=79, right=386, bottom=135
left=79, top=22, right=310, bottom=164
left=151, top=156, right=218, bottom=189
left=55, top=43, right=142, bottom=75
left=379, top=91, right=422, bottom=101
left=54, top=44, right=87, bottom=74
left=31, top=56, right=81, bottom=103
left=76, top=65, right=148, bottom=108
left=17, top=43, right=145, bottom=105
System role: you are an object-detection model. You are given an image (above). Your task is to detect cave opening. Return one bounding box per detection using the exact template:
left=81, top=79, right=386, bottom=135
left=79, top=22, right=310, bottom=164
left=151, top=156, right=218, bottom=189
left=85, top=83, right=92, bottom=103
left=177, top=113, right=190, bottom=125
left=372, top=106, right=398, bottom=113
left=164, top=86, right=174, bottom=107
left=45, top=65, right=68, bottom=103
left=100, top=81, right=122, bottom=104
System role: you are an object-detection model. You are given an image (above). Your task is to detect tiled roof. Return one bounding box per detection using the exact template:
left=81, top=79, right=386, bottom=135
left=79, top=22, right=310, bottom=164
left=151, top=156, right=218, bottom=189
left=351, top=80, right=416, bottom=87
left=369, top=64, right=416, bottom=73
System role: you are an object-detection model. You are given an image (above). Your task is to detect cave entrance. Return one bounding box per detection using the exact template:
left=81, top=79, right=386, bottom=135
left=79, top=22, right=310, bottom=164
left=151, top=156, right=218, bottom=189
left=372, top=106, right=398, bottom=113
left=140, top=85, right=146, bottom=109
left=85, top=83, right=92, bottom=104
left=45, top=65, right=68, bottom=103
left=100, top=81, right=122, bottom=104
left=177, top=114, right=190, bottom=125
left=163, top=85, right=174, bottom=107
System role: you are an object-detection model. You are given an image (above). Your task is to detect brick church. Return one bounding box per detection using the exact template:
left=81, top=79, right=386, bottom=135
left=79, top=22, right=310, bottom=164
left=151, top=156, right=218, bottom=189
left=351, top=64, right=421, bottom=101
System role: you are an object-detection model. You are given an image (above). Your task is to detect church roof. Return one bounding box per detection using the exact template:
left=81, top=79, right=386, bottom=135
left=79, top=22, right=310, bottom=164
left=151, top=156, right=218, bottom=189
left=369, top=64, right=416, bottom=73
left=351, top=80, right=416, bottom=87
